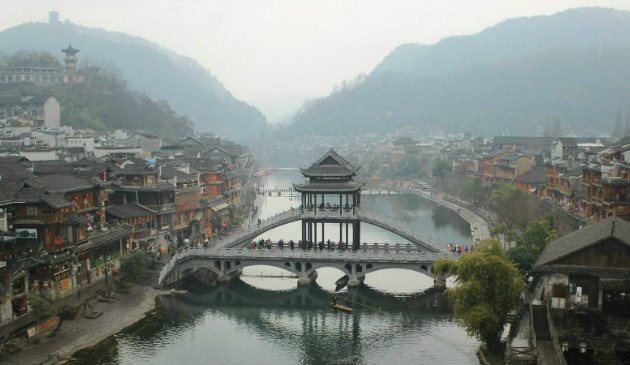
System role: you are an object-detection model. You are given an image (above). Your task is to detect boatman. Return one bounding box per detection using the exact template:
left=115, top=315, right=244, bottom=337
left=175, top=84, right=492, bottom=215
left=333, top=296, right=337, bottom=305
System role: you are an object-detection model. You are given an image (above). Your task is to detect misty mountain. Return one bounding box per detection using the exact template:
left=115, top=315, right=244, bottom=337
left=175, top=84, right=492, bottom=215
left=280, top=8, right=630, bottom=138
left=0, top=20, right=267, bottom=140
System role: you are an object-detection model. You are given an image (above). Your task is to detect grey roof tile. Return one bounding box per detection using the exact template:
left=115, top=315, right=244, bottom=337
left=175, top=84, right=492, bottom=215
left=535, top=216, right=630, bottom=267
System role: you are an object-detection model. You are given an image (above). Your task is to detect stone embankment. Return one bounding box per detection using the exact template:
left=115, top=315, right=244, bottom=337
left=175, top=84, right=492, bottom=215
left=376, top=180, right=496, bottom=243
left=1, top=285, right=168, bottom=365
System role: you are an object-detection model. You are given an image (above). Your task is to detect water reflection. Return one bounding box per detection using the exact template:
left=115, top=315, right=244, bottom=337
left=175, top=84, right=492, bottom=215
left=71, top=278, right=478, bottom=365
left=70, top=169, right=480, bottom=365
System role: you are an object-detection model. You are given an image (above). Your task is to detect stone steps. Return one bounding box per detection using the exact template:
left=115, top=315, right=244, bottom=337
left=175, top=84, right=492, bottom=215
left=532, top=304, right=551, bottom=341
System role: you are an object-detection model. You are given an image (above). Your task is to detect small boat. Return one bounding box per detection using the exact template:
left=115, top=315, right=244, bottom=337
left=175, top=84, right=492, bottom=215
left=330, top=303, right=353, bottom=313
left=335, top=275, right=349, bottom=286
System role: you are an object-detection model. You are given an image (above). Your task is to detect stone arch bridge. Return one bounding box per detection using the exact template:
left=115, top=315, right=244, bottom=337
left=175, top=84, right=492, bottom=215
left=212, top=208, right=445, bottom=253
left=158, top=246, right=459, bottom=288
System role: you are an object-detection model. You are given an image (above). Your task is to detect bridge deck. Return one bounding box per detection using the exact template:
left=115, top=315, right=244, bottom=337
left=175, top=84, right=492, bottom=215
left=176, top=246, right=457, bottom=263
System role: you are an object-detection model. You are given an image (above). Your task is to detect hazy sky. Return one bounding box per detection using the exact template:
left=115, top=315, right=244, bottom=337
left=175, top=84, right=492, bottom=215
left=1, top=1, right=629, bottom=123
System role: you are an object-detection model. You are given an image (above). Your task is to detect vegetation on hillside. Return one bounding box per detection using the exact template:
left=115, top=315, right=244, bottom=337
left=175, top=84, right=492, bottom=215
left=0, top=21, right=267, bottom=140
left=1, top=51, right=195, bottom=137
left=280, top=8, right=630, bottom=138
left=2, top=50, right=60, bottom=67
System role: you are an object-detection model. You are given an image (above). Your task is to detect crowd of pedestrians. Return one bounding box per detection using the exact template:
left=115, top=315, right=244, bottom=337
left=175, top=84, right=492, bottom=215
left=249, top=238, right=351, bottom=251
left=448, top=242, right=473, bottom=253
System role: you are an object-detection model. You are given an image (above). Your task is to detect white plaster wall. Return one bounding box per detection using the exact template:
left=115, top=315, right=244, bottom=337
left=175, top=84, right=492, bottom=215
left=43, top=97, right=60, bottom=128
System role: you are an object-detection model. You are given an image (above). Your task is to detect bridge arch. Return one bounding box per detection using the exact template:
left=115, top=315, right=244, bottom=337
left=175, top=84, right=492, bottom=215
left=212, top=208, right=445, bottom=253
left=159, top=248, right=456, bottom=287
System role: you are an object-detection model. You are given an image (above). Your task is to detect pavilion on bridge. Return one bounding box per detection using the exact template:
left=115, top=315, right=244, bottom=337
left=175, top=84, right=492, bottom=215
left=293, top=149, right=363, bottom=249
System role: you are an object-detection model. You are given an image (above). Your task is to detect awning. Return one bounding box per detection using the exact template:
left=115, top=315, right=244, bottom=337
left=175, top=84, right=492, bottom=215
left=211, top=202, right=230, bottom=212
left=192, top=211, right=203, bottom=221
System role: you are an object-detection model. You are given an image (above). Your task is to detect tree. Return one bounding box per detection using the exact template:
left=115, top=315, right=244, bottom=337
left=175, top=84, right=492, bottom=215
left=506, top=246, right=539, bottom=274
left=6, top=50, right=60, bottom=67
left=489, top=184, right=526, bottom=226
left=27, top=293, right=55, bottom=319
left=396, top=155, right=420, bottom=176
left=440, top=239, right=523, bottom=352
left=490, top=223, right=520, bottom=243
left=119, top=250, right=151, bottom=282
left=460, top=177, right=482, bottom=201
left=505, top=216, right=556, bottom=274
left=519, top=216, right=556, bottom=255
left=432, top=157, right=451, bottom=178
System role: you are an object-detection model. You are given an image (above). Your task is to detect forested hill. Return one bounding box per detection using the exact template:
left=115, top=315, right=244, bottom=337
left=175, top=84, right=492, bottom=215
left=0, top=65, right=195, bottom=137
left=0, top=20, right=268, bottom=140
left=279, top=8, right=630, bottom=138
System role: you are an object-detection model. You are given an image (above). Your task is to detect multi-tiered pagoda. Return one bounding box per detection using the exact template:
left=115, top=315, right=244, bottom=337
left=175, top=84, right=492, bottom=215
left=293, top=149, right=362, bottom=249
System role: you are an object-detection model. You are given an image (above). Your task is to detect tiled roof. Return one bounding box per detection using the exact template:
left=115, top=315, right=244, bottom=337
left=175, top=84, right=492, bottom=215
left=160, top=165, right=197, bottom=181
left=32, top=160, right=74, bottom=175
left=41, top=193, right=73, bottom=209
left=493, top=136, right=554, bottom=146
left=485, top=148, right=512, bottom=158
left=300, top=149, right=359, bottom=177
left=63, top=212, right=91, bottom=225
left=0, top=182, right=23, bottom=203
left=500, top=153, right=527, bottom=161
left=393, top=137, right=416, bottom=145
left=106, top=203, right=154, bottom=219
left=519, top=167, right=547, bottom=184
left=535, top=216, right=630, bottom=267
left=13, top=187, right=46, bottom=203
left=0, top=158, right=35, bottom=181
left=116, top=164, right=159, bottom=176
left=25, top=174, right=94, bottom=193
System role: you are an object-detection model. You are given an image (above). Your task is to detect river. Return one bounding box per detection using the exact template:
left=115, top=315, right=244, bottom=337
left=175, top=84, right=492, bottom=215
left=72, top=169, right=480, bottom=365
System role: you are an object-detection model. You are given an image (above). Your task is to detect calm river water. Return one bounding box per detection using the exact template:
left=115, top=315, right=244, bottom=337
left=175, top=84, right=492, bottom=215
left=73, top=169, right=480, bottom=365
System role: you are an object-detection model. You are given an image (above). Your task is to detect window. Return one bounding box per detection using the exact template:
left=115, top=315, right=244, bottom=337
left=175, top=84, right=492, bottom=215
left=26, top=206, right=38, bottom=216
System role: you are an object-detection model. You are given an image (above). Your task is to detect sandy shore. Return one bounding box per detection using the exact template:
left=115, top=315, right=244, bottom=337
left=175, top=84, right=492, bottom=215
left=2, top=285, right=168, bottom=365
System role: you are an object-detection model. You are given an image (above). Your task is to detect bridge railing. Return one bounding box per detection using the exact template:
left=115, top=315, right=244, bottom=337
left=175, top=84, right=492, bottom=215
left=159, top=245, right=461, bottom=285
left=211, top=209, right=300, bottom=248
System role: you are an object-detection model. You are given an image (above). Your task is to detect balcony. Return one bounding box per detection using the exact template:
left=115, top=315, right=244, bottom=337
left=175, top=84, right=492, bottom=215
left=12, top=215, right=44, bottom=224
left=142, top=203, right=177, bottom=213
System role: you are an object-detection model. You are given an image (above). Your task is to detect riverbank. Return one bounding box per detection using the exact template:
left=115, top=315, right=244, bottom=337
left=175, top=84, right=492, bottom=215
left=1, top=285, right=168, bottom=365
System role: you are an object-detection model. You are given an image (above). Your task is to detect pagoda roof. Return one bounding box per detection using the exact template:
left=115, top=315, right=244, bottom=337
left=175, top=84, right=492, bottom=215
left=300, top=149, right=359, bottom=177
left=62, top=44, right=79, bottom=54
left=293, top=181, right=362, bottom=193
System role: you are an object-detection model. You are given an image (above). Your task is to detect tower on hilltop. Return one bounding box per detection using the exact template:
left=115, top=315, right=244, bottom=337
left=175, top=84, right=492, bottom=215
left=62, top=44, right=79, bottom=74
left=49, top=11, right=60, bottom=24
